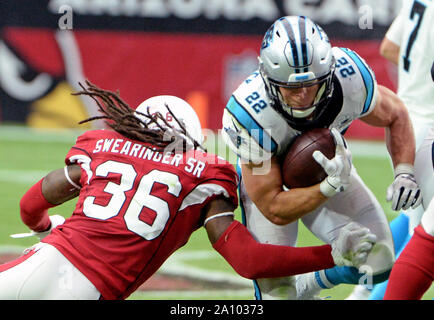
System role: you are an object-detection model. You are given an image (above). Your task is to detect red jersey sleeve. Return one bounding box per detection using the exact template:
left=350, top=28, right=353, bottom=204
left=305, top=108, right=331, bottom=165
left=178, top=157, right=239, bottom=216
left=65, top=130, right=95, bottom=165
left=64, top=130, right=108, bottom=188
left=204, top=160, right=239, bottom=208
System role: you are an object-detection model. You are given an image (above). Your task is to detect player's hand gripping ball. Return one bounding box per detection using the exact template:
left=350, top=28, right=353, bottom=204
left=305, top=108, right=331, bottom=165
left=282, top=128, right=336, bottom=188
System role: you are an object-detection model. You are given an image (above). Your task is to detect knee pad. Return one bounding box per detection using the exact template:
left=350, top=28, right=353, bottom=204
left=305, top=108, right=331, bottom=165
left=255, top=277, right=296, bottom=300
left=360, top=241, right=395, bottom=278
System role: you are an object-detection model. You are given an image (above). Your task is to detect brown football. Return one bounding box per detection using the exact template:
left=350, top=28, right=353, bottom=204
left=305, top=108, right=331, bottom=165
left=282, top=128, right=336, bottom=188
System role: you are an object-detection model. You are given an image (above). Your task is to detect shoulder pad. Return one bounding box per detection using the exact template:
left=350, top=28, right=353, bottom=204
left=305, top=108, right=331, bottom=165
left=333, top=47, right=378, bottom=117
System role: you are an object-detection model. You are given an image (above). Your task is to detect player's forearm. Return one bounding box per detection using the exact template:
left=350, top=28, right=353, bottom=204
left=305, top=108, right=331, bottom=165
left=385, top=107, right=416, bottom=168
left=241, top=159, right=328, bottom=225
left=213, top=220, right=335, bottom=279
left=362, top=86, right=416, bottom=168
left=266, top=184, right=328, bottom=225
left=20, top=179, right=55, bottom=232
left=42, top=166, right=81, bottom=204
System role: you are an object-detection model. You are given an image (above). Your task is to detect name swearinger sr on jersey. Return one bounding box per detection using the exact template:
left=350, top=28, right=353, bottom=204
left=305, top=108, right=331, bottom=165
left=92, top=137, right=211, bottom=178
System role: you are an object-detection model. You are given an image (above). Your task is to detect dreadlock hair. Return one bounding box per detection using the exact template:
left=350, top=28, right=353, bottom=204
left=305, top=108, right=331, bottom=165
left=73, top=80, right=205, bottom=153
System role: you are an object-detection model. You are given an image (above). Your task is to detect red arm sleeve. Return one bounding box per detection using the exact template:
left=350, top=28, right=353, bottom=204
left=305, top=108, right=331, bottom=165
left=20, top=131, right=95, bottom=232
left=213, top=220, right=335, bottom=279
left=20, top=179, right=56, bottom=232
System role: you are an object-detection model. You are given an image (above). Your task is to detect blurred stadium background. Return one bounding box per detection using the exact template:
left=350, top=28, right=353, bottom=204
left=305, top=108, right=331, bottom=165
left=0, top=0, right=432, bottom=300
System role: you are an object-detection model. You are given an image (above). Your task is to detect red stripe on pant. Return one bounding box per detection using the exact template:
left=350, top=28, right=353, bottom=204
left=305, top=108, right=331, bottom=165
left=0, top=249, right=37, bottom=273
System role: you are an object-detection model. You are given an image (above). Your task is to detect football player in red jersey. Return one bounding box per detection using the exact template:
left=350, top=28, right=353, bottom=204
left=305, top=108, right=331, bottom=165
left=0, top=81, right=377, bottom=300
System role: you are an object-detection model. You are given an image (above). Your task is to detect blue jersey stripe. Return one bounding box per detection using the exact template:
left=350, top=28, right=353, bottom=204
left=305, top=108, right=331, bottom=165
left=236, top=157, right=262, bottom=300
left=341, top=48, right=375, bottom=115
left=226, top=96, right=277, bottom=153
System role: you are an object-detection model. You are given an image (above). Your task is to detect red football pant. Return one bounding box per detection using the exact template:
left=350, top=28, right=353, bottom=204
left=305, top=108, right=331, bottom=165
left=384, top=225, right=434, bottom=300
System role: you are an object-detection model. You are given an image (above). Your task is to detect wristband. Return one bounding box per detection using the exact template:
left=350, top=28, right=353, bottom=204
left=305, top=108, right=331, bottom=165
left=394, top=163, right=415, bottom=177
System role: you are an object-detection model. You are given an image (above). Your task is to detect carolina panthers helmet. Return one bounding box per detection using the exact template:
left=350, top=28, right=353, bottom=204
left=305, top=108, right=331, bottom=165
left=135, top=95, right=203, bottom=147
left=259, top=16, right=335, bottom=127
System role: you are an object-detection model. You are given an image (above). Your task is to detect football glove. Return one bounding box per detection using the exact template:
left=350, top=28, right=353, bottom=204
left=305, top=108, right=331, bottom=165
left=313, top=128, right=352, bottom=197
left=331, top=222, right=377, bottom=268
left=386, top=163, right=422, bottom=211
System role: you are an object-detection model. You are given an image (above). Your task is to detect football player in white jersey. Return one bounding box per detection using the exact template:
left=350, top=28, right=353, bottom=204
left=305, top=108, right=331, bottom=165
left=221, top=16, right=422, bottom=299
left=385, top=126, right=434, bottom=299
left=379, top=0, right=433, bottom=300
left=348, top=0, right=434, bottom=300
left=349, top=0, right=434, bottom=300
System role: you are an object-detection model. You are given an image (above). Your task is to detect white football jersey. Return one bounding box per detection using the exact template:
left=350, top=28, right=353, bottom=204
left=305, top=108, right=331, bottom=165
left=222, top=47, right=378, bottom=163
left=385, top=0, right=434, bottom=123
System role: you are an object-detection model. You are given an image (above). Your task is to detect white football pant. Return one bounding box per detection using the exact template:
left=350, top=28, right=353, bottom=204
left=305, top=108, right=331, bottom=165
left=414, top=125, right=434, bottom=237
left=402, top=115, right=434, bottom=233
left=0, top=242, right=100, bottom=300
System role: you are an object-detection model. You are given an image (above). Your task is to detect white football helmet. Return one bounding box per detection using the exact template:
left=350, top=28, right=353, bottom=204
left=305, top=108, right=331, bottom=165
left=259, top=16, right=335, bottom=127
left=135, top=95, right=203, bottom=148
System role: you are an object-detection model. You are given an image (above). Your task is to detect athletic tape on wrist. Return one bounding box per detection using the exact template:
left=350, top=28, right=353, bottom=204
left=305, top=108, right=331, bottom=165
left=394, top=163, right=415, bottom=177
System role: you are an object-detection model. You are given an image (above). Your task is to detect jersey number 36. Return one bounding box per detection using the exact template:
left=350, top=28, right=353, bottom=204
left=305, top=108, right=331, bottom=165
left=82, top=161, right=182, bottom=240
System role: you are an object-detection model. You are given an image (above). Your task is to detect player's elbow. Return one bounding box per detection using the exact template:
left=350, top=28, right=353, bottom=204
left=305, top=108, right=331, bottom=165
left=379, top=40, right=389, bottom=58
left=250, top=188, right=300, bottom=225
left=266, top=203, right=296, bottom=225
left=389, top=94, right=412, bottom=126
left=266, top=213, right=290, bottom=226
left=379, top=38, right=399, bottom=65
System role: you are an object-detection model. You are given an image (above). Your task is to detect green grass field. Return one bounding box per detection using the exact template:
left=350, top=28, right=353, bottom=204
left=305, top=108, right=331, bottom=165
left=0, top=125, right=432, bottom=300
